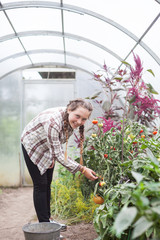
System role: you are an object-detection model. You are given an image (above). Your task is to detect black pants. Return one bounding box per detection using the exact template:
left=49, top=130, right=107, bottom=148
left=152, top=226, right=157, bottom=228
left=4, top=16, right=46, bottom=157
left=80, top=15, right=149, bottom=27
left=22, top=144, right=54, bottom=222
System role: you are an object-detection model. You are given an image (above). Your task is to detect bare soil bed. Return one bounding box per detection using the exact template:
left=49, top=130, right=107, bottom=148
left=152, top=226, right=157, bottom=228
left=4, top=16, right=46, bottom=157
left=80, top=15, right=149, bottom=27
left=0, top=187, right=98, bottom=240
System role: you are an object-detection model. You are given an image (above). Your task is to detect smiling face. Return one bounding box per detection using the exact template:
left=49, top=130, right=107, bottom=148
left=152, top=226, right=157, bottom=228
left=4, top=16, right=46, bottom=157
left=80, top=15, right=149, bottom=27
left=67, top=106, right=91, bottom=129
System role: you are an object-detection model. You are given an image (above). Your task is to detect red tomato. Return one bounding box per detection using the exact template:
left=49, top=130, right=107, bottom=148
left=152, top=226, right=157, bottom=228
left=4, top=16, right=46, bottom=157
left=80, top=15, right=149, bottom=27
left=99, top=181, right=106, bottom=187
left=93, top=195, right=104, bottom=204
left=104, top=154, right=108, bottom=159
left=153, top=131, right=158, bottom=135
left=92, top=120, right=98, bottom=124
left=132, top=141, right=138, bottom=144
left=140, top=129, right=144, bottom=133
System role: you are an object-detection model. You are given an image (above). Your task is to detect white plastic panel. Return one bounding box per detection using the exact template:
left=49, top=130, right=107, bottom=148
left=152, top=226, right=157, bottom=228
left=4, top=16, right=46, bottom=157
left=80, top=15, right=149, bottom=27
left=0, top=56, right=31, bottom=78
left=6, top=8, right=62, bottom=32
left=20, top=36, right=64, bottom=50
left=66, top=54, right=102, bottom=73
left=0, top=11, right=14, bottom=36
left=143, top=18, right=160, bottom=61
left=64, top=11, right=135, bottom=59
left=1, top=0, right=60, bottom=2
left=65, top=38, right=120, bottom=69
left=64, top=0, right=160, bottom=37
left=29, top=53, right=65, bottom=64
left=0, top=39, right=24, bottom=59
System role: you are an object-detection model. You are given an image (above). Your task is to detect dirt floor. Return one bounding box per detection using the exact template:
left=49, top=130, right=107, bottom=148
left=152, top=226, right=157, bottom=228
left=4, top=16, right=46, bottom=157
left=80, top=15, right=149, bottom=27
left=0, top=187, right=98, bottom=240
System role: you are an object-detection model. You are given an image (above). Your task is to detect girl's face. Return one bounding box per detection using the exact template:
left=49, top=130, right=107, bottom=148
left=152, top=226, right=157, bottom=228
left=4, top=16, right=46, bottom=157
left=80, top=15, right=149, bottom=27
left=67, top=106, right=91, bottom=129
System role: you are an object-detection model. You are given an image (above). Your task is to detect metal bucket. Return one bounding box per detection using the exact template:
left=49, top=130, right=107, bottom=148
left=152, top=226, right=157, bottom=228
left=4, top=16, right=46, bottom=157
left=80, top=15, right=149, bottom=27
left=22, top=222, right=61, bottom=240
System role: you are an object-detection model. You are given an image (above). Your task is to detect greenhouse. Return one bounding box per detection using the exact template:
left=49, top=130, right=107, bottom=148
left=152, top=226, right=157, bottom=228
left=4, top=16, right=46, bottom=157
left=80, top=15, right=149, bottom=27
left=0, top=0, right=160, bottom=239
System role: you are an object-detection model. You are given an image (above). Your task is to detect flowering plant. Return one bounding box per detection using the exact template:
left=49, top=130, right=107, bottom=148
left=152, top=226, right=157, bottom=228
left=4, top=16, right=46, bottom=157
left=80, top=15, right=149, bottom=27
left=74, top=53, right=160, bottom=239
left=92, top=52, right=160, bottom=126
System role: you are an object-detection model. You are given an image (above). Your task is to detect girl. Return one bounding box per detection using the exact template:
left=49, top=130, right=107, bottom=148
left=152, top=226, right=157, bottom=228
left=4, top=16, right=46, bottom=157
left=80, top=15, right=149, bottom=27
left=21, top=99, right=98, bottom=230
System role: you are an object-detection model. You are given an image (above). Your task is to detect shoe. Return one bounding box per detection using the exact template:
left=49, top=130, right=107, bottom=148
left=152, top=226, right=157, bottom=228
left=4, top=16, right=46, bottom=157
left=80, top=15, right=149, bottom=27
left=60, top=235, right=67, bottom=240
left=49, top=219, right=67, bottom=232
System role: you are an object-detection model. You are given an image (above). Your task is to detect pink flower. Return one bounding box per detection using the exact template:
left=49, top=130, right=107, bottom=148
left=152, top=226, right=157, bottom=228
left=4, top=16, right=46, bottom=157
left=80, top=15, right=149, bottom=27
left=74, top=133, right=80, bottom=148
left=103, top=62, right=108, bottom=71
left=98, top=117, right=120, bottom=133
left=130, top=53, right=143, bottom=82
left=93, top=73, right=101, bottom=80
left=118, top=69, right=127, bottom=76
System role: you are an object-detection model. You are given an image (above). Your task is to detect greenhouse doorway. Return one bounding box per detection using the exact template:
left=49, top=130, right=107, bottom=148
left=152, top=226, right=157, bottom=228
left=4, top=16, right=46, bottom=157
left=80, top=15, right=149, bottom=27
left=21, top=68, right=76, bottom=186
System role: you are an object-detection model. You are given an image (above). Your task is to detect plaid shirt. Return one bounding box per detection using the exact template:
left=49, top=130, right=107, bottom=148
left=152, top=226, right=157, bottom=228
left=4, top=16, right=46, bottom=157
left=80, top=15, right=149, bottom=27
left=21, top=107, right=80, bottom=175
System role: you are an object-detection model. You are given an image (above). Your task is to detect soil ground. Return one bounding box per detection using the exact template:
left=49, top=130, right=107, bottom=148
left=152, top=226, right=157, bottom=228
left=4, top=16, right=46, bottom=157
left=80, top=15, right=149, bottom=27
left=0, top=187, right=98, bottom=240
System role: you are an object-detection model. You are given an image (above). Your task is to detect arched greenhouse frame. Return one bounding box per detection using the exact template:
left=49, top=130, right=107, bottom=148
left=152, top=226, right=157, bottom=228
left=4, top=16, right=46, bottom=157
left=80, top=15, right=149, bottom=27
left=0, top=1, right=160, bottom=238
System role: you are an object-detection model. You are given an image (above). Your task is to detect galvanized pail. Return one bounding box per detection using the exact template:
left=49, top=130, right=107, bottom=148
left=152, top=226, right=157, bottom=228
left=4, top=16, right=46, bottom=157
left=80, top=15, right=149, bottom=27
left=22, top=222, right=61, bottom=240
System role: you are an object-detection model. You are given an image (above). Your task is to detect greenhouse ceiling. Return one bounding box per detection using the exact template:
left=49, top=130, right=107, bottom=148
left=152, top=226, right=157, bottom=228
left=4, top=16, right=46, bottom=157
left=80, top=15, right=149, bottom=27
left=0, top=0, right=160, bottom=84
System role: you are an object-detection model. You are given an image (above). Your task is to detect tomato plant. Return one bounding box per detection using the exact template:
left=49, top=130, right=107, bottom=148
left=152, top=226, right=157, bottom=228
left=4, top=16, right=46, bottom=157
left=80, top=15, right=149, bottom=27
left=76, top=119, right=160, bottom=240
left=81, top=53, right=160, bottom=240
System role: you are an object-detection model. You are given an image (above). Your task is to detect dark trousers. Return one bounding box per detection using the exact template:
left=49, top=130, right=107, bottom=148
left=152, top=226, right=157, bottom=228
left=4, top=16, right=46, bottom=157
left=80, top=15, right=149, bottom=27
left=22, top=144, right=54, bottom=222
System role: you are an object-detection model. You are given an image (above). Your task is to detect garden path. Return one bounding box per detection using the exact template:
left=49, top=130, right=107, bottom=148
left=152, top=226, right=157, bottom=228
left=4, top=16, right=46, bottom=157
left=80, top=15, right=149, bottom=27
left=0, top=187, right=98, bottom=240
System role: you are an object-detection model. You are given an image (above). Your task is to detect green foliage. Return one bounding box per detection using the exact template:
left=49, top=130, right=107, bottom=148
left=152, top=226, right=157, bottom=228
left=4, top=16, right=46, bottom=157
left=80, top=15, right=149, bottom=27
left=78, top=119, right=160, bottom=239
left=81, top=121, right=153, bottom=197
left=80, top=51, right=160, bottom=240
left=0, top=116, right=20, bottom=155
left=50, top=166, right=97, bottom=224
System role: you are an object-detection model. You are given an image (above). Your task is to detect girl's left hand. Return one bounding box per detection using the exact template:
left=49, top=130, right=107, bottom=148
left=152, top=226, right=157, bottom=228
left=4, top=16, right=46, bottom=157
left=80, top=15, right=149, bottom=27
left=49, top=160, right=54, bottom=169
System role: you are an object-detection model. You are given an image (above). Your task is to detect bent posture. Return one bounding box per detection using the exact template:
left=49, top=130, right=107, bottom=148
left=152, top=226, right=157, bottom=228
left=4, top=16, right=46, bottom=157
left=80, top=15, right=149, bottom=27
left=21, top=99, right=98, bottom=227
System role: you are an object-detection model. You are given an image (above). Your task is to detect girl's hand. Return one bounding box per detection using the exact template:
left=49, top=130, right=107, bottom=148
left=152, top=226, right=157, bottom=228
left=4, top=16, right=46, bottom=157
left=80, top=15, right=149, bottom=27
left=83, top=167, right=98, bottom=181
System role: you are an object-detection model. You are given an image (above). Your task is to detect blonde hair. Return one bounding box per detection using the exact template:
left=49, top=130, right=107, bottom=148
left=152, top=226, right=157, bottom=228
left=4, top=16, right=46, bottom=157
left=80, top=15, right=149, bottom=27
left=64, top=99, right=93, bottom=165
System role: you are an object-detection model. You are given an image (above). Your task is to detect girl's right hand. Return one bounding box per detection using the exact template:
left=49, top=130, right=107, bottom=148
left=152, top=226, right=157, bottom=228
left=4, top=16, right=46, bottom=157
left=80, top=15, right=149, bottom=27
left=83, top=167, right=98, bottom=181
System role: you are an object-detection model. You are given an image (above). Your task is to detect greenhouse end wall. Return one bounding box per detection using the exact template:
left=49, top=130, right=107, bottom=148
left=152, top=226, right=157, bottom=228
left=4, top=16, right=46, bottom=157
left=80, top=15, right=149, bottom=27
left=0, top=69, right=102, bottom=187
left=0, top=72, right=22, bottom=187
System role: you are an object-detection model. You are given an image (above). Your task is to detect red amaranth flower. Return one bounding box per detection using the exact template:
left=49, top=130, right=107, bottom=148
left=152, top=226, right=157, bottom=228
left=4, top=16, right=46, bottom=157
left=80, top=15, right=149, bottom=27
left=98, top=117, right=121, bottom=133
left=74, top=133, right=80, bottom=148
left=130, top=53, right=143, bottom=81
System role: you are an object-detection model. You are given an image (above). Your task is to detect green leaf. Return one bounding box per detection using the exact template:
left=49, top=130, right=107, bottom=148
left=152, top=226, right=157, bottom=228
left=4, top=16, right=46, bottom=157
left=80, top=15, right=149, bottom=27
left=131, top=171, right=144, bottom=184
left=151, top=206, right=160, bottom=215
left=141, top=144, right=147, bottom=149
left=100, top=214, right=108, bottom=228
left=147, top=69, right=155, bottom=77
left=151, top=199, right=160, bottom=207
left=146, top=83, right=158, bottom=94
left=102, top=100, right=111, bottom=111
left=131, top=216, right=153, bottom=239
left=128, top=95, right=136, bottom=103
left=146, top=148, right=159, bottom=166
left=94, top=214, right=100, bottom=225
left=140, top=196, right=149, bottom=207
left=85, top=91, right=102, bottom=100
left=113, top=206, right=137, bottom=235
left=114, top=77, right=123, bottom=81
left=94, top=182, right=100, bottom=196
left=121, top=61, right=131, bottom=66
left=90, top=91, right=102, bottom=99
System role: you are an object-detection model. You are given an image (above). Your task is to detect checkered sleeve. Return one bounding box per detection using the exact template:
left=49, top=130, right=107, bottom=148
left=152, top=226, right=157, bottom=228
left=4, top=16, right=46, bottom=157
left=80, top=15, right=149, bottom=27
left=44, top=121, right=80, bottom=174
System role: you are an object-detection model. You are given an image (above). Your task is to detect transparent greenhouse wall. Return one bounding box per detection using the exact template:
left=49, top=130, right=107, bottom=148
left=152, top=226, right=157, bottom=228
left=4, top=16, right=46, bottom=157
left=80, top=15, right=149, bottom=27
left=0, top=68, right=105, bottom=187
left=0, top=72, right=22, bottom=187
left=22, top=78, right=76, bottom=185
